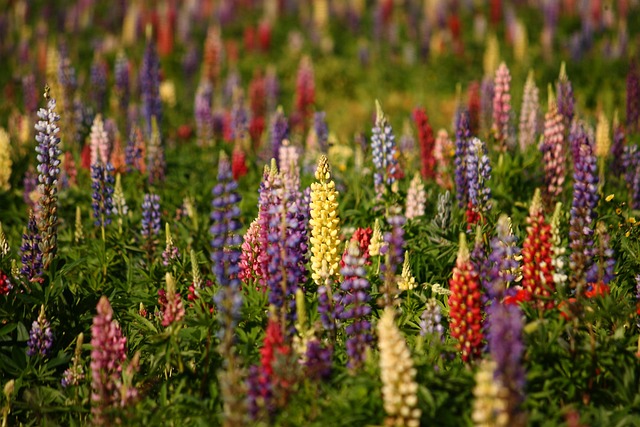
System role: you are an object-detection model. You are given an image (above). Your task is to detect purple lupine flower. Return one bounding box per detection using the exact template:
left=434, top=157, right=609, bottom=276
left=470, top=226, right=491, bottom=295
left=569, top=125, right=599, bottom=295
left=486, top=215, right=521, bottom=301
left=304, top=339, right=333, bottom=380
left=636, top=275, right=640, bottom=329
left=466, top=138, right=492, bottom=224
left=90, top=56, right=108, bottom=113
left=27, top=306, right=53, bottom=357
left=58, top=46, right=78, bottom=106
left=147, top=117, right=166, bottom=185
left=140, top=38, right=162, bottom=134
left=35, top=89, right=62, bottom=270
left=568, top=119, right=592, bottom=166
left=623, top=145, right=640, bottom=209
left=454, top=109, right=471, bottom=208
left=125, top=126, right=144, bottom=172
left=264, top=67, right=280, bottom=114
left=314, top=112, right=329, bottom=153
left=22, top=74, right=37, bottom=113
left=91, top=163, right=115, bottom=227
left=230, top=89, right=249, bottom=141
left=480, top=77, right=494, bottom=135
left=114, top=53, right=130, bottom=118
left=337, top=241, right=372, bottom=370
left=317, top=280, right=336, bottom=336
left=271, top=109, right=289, bottom=167
left=486, top=301, right=525, bottom=421
left=20, top=211, right=43, bottom=283
left=379, top=206, right=405, bottom=306
left=611, top=121, right=626, bottom=177
left=194, top=81, right=213, bottom=146
left=371, top=101, right=401, bottom=196
left=182, top=43, right=200, bottom=81
left=90, top=296, right=130, bottom=425
left=556, top=63, right=575, bottom=130
left=420, top=298, right=444, bottom=341
left=210, top=153, right=244, bottom=339
left=586, top=223, right=615, bottom=286
left=627, top=61, right=640, bottom=134
left=246, top=364, right=271, bottom=419
left=141, top=193, right=161, bottom=239
left=492, top=62, right=512, bottom=151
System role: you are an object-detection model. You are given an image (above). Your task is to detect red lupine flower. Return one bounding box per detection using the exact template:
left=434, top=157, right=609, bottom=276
left=249, top=117, right=265, bottom=149
left=63, top=151, right=77, bottom=186
left=244, top=26, right=256, bottom=52
left=522, top=190, right=555, bottom=309
left=294, top=56, right=315, bottom=132
left=81, top=143, right=92, bottom=171
left=558, top=298, right=578, bottom=321
left=504, top=288, right=531, bottom=306
left=232, top=147, right=248, bottom=180
left=0, top=270, right=12, bottom=295
left=448, top=234, right=483, bottom=362
left=260, top=317, right=292, bottom=392
left=340, top=227, right=373, bottom=270
left=413, top=107, right=436, bottom=180
left=257, top=20, right=271, bottom=52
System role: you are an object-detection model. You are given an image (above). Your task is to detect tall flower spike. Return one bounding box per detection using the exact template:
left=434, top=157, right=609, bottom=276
left=114, top=53, right=130, bottom=120
left=569, top=124, right=599, bottom=296
left=338, top=240, right=373, bottom=371
left=454, top=110, right=472, bottom=208
left=378, top=307, right=421, bottom=427
left=194, top=80, right=213, bottom=147
left=162, top=223, right=180, bottom=267
left=239, top=219, right=263, bottom=285
left=20, top=210, right=43, bottom=284
left=486, top=215, right=522, bottom=302
left=0, top=223, right=9, bottom=258
left=405, top=172, right=426, bottom=220
left=471, top=359, right=509, bottom=427
left=368, top=218, right=383, bottom=257
left=465, top=138, right=492, bottom=227
left=91, top=162, right=115, bottom=228
left=626, top=61, right=640, bottom=133
left=398, top=251, right=417, bottom=291
left=434, top=129, right=454, bottom=189
left=140, top=35, right=162, bottom=134
left=271, top=108, right=289, bottom=166
left=585, top=222, right=615, bottom=287
left=371, top=101, right=401, bottom=196
left=420, top=299, right=444, bottom=341
left=147, top=117, right=166, bottom=185
left=74, top=207, right=84, bottom=243
left=540, top=86, right=566, bottom=211
left=522, top=190, right=555, bottom=309
left=313, top=111, right=329, bottom=153
left=35, top=86, right=62, bottom=270
left=492, top=62, right=512, bottom=151
left=432, top=191, right=452, bottom=230
left=380, top=206, right=406, bottom=306
left=0, top=128, right=12, bottom=192
left=294, top=56, right=315, bottom=132
left=62, top=333, right=85, bottom=388
left=90, top=296, right=134, bottom=425
left=448, top=233, right=483, bottom=363
left=413, top=107, right=436, bottom=180
left=556, top=62, right=575, bottom=130
left=141, top=193, right=161, bottom=258
left=162, top=273, right=185, bottom=327
left=550, top=202, right=568, bottom=288
left=26, top=305, right=53, bottom=357
left=518, top=71, right=540, bottom=151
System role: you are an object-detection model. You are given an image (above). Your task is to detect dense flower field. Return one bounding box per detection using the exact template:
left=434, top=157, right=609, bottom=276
left=1, top=1, right=640, bottom=426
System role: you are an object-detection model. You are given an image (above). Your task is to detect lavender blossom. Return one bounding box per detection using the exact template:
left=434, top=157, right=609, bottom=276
left=90, top=57, right=108, bottom=113
left=486, top=215, right=521, bottom=301
left=141, top=193, right=161, bottom=242
left=556, top=63, right=575, bottom=130
left=125, top=126, right=144, bottom=172
left=314, top=111, right=329, bottom=153
left=420, top=298, right=444, bottom=341
left=35, top=88, right=62, bottom=270
left=20, top=211, right=43, bottom=283
left=271, top=109, right=289, bottom=167
left=140, top=38, right=162, bottom=134
left=114, top=53, right=130, bottom=119
left=466, top=138, right=492, bottom=224
left=194, top=81, right=213, bottom=146
left=27, top=306, right=53, bottom=357
left=379, top=206, right=405, bottom=306
left=91, top=163, right=115, bottom=227
left=230, top=89, right=249, bottom=141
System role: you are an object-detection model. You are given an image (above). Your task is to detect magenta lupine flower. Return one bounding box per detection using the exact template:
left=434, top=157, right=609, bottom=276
left=626, top=61, right=640, bottom=133
left=518, top=71, right=540, bottom=151
left=569, top=123, right=599, bottom=295
left=239, top=219, right=263, bottom=285
left=90, top=115, right=110, bottom=167
left=194, top=80, right=213, bottom=146
left=90, top=296, right=131, bottom=424
left=492, top=62, right=512, bottom=151
left=26, top=306, right=53, bottom=357
left=540, top=93, right=566, bottom=210
left=336, top=241, right=372, bottom=370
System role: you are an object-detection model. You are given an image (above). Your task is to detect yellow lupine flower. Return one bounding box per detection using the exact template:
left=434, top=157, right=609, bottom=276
left=471, top=359, right=509, bottom=427
left=368, top=218, right=383, bottom=257
left=378, top=307, right=421, bottom=427
left=595, top=111, right=610, bottom=158
left=398, top=251, right=417, bottom=291
left=0, top=128, right=12, bottom=191
left=309, top=155, right=341, bottom=285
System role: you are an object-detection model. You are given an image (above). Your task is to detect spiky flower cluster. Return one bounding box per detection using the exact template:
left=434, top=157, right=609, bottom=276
left=35, top=89, right=62, bottom=270
left=432, top=191, right=452, bottom=230
left=114, top=53, right=130, bottom=115
left=486, top=215, right=522, bottom=302
left=61, top=333, right=85, bottom=388
left=27, top=305, right=53, bottom=357
left=380, top=206, right=406, bottom=306
left=337, top=241, right=372, bottom=370
left=91, top=162, right=115, bottom=227
left=556, top=63, right=575, bottom=129
left=405, top=173, right=426, bottom=219
left=448, top=234, right=483, bottom=362
left=162, top=223, right=180, bottom=267
left=294, top=56, right=315, bottom=131
left=141, top=38, right=162, bottom=133
left=141, top=193, right=161, bottom=239
left=194, top=81, right=213, bottom=146
left=398, top=251, right=417, bottom=291
left=271, top=108, right=289, bottom=165
left=550, top=203, right=568, bottom=288
left=586, top=222, right=615, bottom=287
left=471, top=359, right=509, bottom=427
left=20, top=211, right=43, bottom=283
left=434, top=129, right=454, bottom=189
left=492, top=62, right=512, bottom=151
left=420, top=299, right=444, bottom=341
left=239, top=219, right=263, bottom=284
left=313, top=112, right=329, bottom=153
left=0, top=128, right=12, bottom=191
left=540, top=91, right=566, bottom=210
left=413, top=107, right=436, bottom=180
left=466, top=138, right=492, bottom=226
left=522, top=190, right=555, bottom=309
left=518, top=71, right=539, bottom=151
left=161, top=273, right=185, bottom=327
left=378, top=307, right=421, bottom=427
left=371, top=101, right=401, bottom=196
left=147, top=117, right=166, bottom=185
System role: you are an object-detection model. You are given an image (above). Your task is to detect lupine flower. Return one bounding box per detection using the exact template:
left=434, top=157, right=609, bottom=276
left=454, top=110, right=471, bottom=208
left=62, top=333, right=85, bottom=388
left=230, top=89, right=249, bottom=142
left=627, top=61, right=640, bottom=133
left=380, top=206, right=405, bottom=306
left=486, top=215, right=521, bottom=302
left=466, top=138, right=492, bottom=227
left=371, top=101, right=402, bottom=196
left=74, top=206, right=84, bottom=244
left=569, top=124, right=599, bottom=295
left=432, top=191, right=452, bottom=230
left=271, top=108, right=289, bottom=166
left=398, top=251, right=417, bottom=291
left=467, top=81, right=481, bottom=135
left=485, top=301, right=526, bottom=426
left=337, top=241, right=372, bottom=370
left=27, top=305, right=53, bottom=357
left=556, top=63, right=575, bottom=130
left=550, top=202, right=568, bottom=288
left=471, top=359, right=509, bottom=427
left=91, top=296, right=136, bottom=425
left=595, top=112, right=611, bottom=159
left=518, top=71, right=540, bottom=151
left=623, top=145, right=640, bottom=209
left=540, top=88, right=566, bottom=211
left=448, top=233, right=483, bottom=363
left=203, top=25, right=224, bottom=85
left=294, top=56, right=315, bottom=132
left=492, top=62, right=512, bottom=151
left=91, top=162, right=115, bottom=227
left=89, top=115, right=109, bottom=166
left=0, top=270, right=12, bottom=295
left=147, top=117, right=166, bottom=185
left=378, top=307, right=421, bottom=427
left=20, top=210, right=43, bottom=283
left=264, top=66, right=280, bottom=114
left=420, top=298, right=444, bottom=341
left=162, top=273, right=185, bottom=327
left=521, top=190, right=555, bottom=309
left=125, top=126, right=145, bottom=173
left=239, top=219, right=263, bottom=285
left=0, top=223, right=9, bottom=258
left=162, top=223, right=180, bottom=267
left=586, top=222, right=615, bottom=288
left=313, top=111, right=329, bottom=153
left=0, top=128, right=12, bottom=191
left=114, top=53, right=130, bottom=119
left=279, top=141, right=300, bottom=190
left=304, top=338, right=333, bottom=380
left=480, top=77, right=495, bottom=135
left=413, top=107, right=436, bottom=180
left=194, top=80, right=213, bottom=146
left=90, top=56, right=107, bottom=113
left=140, top=37, right=162, bottom=133
left=35, top=87, right=62, bottom=270
left=434, top=129, right=454, bottom=189
left=405, top=173, right=426, bottom=220
left=368, top=219, right=383, bottom=257
left=340, top=227, right=373, bottom=270
left=141, top=193, right=161, bottom=253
